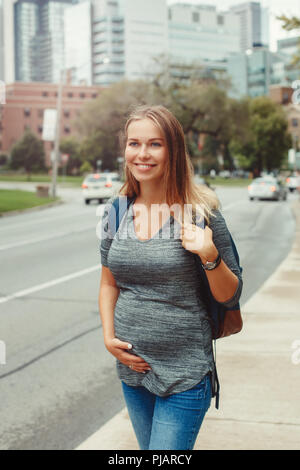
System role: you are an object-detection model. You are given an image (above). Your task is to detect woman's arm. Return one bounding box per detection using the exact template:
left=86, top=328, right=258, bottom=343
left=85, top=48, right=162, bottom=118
left=196, top=245, right=240, bottom=305
left=180, top=209, right=243, bottom=307
left=99, top=266, right=120, bottom=344
left=98, top=266, right=152, bottom=372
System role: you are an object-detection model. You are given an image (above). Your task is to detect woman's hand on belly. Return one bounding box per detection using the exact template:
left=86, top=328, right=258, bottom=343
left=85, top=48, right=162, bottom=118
left=105, top=337, right=152, bottom=374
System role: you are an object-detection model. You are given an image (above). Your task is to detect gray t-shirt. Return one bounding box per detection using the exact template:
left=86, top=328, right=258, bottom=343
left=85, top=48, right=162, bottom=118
left=100, top=197, right=242, bottom=397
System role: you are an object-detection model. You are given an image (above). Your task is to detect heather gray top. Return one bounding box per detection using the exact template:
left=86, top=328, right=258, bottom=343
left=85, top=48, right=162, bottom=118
left=100, top=197, right=242, bottom=397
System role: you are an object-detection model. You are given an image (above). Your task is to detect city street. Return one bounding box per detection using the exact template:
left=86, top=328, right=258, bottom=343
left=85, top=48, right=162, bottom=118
left=0, top=185, right=297, bottom=450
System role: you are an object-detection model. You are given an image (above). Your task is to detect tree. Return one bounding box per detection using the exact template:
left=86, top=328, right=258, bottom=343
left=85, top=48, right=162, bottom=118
left=74, top=80, right=156, bottom=171
left=59, top=136, right=82, bottom=175
left=10, top=130, right=46, bottom=180
left=230, top=97, right=292, bottom=174
left=277, top=15, right=300, bottom=67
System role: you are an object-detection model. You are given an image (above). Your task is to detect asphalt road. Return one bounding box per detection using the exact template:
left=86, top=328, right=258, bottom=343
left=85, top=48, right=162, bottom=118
left=0, top=185, right=297, bottom=450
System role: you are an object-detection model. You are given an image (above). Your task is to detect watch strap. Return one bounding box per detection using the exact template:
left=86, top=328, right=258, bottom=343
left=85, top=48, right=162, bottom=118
left=201, top=253, right=221, bottom=271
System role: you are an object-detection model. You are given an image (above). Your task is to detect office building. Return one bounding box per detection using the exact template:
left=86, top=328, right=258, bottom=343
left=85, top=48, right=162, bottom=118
left=14, top=0, right=77, bottom=83
left=230, top=2, right=262, bottom=51
left=1, top=0, right=18, bottom=84
left=65, top=0, right=93, bottom=85
left=168, top=3, right=240, bottom=79
left=0, top=81, right=101, bottom=164
left=227, top=45, right=297, bottom=99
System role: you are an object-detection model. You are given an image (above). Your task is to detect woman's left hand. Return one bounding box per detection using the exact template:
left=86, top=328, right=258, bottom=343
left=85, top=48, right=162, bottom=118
left=179, top=222, right=219, bottom=264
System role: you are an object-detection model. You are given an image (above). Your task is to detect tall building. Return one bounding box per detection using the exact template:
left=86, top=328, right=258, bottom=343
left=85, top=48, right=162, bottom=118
left=65, top=0, right=93, bottom=85
left=1, top=0, right=18, bottom=84
left=230, top=2, right=262, bottom=51
left=65, top=0, right=241, bottom=87
left=14, top=0, right=77, bottom=83
left=122, top=0, right=168, bottom=81
left=92, top=0, right=125, bottom=86
left=227, top=45, right=297, bottom=99
left=0, top=0, right=4, bottom=81
left=168, top=3, right=240, bottom=77
left=14, top=0, right=39, bottom=82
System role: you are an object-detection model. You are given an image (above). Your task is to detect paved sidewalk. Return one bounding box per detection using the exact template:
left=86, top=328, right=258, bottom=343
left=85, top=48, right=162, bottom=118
left=77, top=200, right=300, bottom=451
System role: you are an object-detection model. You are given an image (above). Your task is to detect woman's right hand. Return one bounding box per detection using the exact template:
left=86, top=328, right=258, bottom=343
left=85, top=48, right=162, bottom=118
left=105, top=337, right=152, bottom=374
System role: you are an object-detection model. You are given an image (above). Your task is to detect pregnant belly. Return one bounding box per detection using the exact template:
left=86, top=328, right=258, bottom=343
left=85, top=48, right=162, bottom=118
left=114, top=300, right=202, bottom=360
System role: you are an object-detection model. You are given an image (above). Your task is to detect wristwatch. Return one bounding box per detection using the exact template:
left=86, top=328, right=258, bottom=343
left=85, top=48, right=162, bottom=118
left=201, top=252, right=221, bottom=271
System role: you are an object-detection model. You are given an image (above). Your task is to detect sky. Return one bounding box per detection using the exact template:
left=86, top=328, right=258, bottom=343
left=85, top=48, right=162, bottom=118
left=168, top=0, right=300, bottom=51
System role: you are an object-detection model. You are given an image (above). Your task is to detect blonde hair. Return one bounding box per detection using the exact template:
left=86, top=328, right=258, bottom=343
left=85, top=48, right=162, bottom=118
left=118, top=105, right=220, bottom=223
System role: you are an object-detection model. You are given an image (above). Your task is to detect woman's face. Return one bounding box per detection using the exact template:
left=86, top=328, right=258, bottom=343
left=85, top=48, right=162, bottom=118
left=125, top=118, right=168, bottom=183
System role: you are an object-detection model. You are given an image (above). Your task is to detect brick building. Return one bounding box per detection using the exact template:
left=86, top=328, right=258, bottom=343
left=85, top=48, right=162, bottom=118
left=269, top=85, right=300, bottom=151
left=269, top=85, right=300, bottom=170
left=0, top=81, right=102, bottom=168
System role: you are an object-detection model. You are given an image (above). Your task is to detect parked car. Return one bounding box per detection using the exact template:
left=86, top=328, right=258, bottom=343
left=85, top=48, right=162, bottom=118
left=286, top=175, right=299, bottom=192
left=82, top=172, right=122, bottom=204
left=248, top=177, right=288, bottom=201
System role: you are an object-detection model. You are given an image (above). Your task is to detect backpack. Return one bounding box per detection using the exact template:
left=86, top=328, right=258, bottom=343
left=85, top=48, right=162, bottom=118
left=106, top=195, right=243, bottom=408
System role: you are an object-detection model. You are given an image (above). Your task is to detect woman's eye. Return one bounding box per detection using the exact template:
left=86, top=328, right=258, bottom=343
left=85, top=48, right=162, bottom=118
left=129, top=142, right=138, bottom=147
left=151, top=142, right=161, bottom=147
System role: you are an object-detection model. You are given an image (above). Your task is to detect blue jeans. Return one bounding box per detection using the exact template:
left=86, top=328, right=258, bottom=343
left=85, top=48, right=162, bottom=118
left=121, top=373, right=212, bottom=450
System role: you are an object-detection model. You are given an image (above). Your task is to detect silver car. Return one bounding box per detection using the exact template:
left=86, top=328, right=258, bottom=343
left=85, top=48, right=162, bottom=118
left=248, top=177, right=288, bottom=201
left=82, top=172, right=122, bottom=205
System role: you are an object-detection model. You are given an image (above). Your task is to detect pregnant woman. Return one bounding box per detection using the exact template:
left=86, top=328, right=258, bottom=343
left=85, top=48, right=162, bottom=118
left=98, top=105, right=242, bottom=450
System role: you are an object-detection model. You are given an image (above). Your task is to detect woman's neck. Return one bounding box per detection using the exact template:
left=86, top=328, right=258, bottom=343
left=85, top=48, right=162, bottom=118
left=135, top=182, right=167, bottom=208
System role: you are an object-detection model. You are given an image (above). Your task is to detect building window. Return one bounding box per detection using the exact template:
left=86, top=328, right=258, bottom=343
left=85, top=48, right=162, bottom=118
left=192, top=11, right=200, bottom=23
left=24, top=108, right=31, bottom=117
left=291, top=118, right=298, bottom=127
left=217, top=15, right=224, bottom=25
left=64, top=126, right=70, bottom=134
left=80, top=92, right=86, bottom=99
left=38, top=109, right=44, bottom=118
left=38, top=125, right=43, bottom=133
left=68, top=92, right=73, bottom=98
left=42, top=91, right=48, bottom=97
left=92, top=93, right=98, bottom=99
left=64, top=110, right=70, bottom=118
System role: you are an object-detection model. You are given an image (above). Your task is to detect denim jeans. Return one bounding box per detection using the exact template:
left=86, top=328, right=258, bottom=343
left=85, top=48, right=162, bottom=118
left=121, top=373, right=212, bottom=450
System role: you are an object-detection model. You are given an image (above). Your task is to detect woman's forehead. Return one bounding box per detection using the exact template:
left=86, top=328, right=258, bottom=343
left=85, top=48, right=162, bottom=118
left=127, top=118, right=164, bottom=139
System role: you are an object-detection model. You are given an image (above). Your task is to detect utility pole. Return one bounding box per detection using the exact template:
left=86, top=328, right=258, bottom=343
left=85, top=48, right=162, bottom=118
left=51, top=69, right=64, bottom=198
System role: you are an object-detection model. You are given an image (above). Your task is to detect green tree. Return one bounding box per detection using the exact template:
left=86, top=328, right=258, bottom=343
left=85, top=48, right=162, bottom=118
left=10, top=130, right=46, bottom=180
left=74, top=80, right=155, bottom=171
left=277, top=15, right=300, bottom=67
left=59, top=136, right=82, bottom=175
left=230, top=97, right=292, bottom=174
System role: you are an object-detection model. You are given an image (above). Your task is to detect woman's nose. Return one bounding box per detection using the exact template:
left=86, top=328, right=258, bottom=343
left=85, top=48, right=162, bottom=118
left=138, top=144, right=148, bottom=157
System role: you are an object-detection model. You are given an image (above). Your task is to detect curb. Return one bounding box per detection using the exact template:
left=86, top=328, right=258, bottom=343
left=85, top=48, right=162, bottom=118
left=0, top=198, right=64, bottom=218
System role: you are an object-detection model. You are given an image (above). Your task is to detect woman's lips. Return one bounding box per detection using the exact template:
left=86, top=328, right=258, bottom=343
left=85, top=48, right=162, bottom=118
left=134, top=163, right=157, bottom=172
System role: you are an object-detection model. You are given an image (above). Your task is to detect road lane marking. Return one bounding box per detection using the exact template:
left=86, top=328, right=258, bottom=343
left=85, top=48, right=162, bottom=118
left=0, top=207, right=103, bottom=232
left=222, top=200, right=248, bottom=211
left=0, top=265, right=100, bottom=304
left=0, top=225, right=97, bottom=251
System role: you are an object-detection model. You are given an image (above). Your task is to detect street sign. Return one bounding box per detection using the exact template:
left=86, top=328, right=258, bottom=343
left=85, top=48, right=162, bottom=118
left=288, top=148, right=296, bottom=165
left=42, top=109, right=57, bottom=142
left=61, top=154, right=69, bottom=164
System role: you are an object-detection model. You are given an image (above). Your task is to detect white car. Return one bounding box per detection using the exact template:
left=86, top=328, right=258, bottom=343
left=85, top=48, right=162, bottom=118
left=82, top=172, right=122, bottom=205
left=286, top=175, right=299, bottom=192
left=248, top=177, right=288, bottom=201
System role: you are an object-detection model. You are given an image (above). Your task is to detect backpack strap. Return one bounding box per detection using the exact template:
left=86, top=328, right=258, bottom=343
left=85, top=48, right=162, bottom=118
left=108, top=195, right=135, bottom=238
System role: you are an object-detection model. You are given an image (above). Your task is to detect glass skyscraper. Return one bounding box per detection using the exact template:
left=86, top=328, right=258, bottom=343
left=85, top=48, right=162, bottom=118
left=14, top=0, right=77, bottom=83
